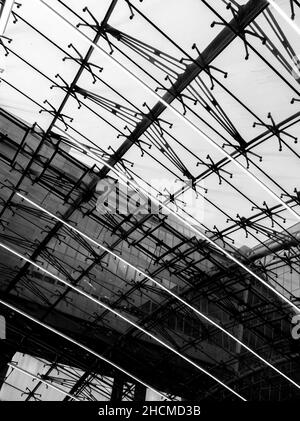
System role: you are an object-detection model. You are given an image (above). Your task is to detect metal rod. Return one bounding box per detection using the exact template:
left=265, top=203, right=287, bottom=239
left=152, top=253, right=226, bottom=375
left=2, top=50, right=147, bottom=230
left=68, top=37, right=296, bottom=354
left=54, top=125, right=300, bottom=315
left=268, top=0, right=300, bottom=35
left=37, top=0, right=300, bottom=223
left=0, top=282, right=168, bottom=400
left=16, top=192, right=300, bottom=393
left=0, top=241, right=246, bottom=401
left=0, top=0, right=15, bottom=35
left=7, top=363, right=82, bottom=401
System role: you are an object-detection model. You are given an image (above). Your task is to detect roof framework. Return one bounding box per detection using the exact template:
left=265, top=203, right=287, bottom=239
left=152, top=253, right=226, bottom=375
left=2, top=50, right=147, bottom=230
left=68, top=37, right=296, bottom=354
left=0, top=0, right=300, bottom=401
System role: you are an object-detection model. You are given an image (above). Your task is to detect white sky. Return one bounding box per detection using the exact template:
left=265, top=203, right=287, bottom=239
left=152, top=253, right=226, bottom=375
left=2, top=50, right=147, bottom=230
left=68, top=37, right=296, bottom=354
left=0, top=2, right=299, bottom=244
left=1, top=0, right=300, bottom=402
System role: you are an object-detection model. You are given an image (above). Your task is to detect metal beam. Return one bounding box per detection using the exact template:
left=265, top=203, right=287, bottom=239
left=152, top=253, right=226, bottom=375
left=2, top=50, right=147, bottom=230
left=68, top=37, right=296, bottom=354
left=247, top=228, right=300, bottom=261
left=97, top=0, right=268, bottom=178
left=110, top=373, right=124, bottom=402
left=0, top=341, right=15, bottom=390
left=0, top=0, right=15, bottom=35
left=134, top=383, right=147, bottom=401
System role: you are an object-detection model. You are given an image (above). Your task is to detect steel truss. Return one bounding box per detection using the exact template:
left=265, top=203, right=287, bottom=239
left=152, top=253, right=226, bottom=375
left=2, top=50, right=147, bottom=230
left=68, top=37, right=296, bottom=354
left=0, top=0, right=300, bottom=401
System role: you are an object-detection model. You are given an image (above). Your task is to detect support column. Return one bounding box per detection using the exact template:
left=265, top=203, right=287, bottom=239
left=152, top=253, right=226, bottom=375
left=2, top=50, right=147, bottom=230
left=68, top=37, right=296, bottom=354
left=0, top=342, right=15, bottom=390
left=134, top=383, right=146, bottom=401
left=234, top=278, right=250, bottom=373
left=110, top=374, right=124, bottom=402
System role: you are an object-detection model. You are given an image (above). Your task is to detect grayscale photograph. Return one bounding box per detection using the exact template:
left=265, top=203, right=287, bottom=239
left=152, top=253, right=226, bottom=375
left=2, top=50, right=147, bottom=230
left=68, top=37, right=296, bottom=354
left=0, top=0, right=299, bottom=414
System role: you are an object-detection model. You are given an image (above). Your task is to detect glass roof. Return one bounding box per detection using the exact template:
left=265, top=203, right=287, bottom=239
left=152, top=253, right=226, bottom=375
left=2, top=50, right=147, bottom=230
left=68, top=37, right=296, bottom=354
left=0, top=0, right=300, bottom=401
left=1, top=0, right=299, bottom=251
